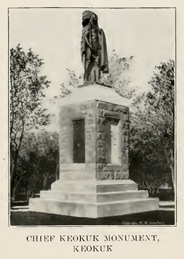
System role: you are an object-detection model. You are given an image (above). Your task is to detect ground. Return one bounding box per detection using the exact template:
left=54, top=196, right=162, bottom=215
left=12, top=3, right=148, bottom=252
left=10, top=208, right=175, bottom=226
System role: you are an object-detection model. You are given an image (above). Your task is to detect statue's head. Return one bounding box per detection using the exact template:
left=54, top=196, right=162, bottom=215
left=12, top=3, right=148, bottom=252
left=82, top=10, right=98, bottom=27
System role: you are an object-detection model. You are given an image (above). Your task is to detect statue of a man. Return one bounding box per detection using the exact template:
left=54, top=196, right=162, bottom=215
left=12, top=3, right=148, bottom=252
left=81, top=10, right=109, bottom=83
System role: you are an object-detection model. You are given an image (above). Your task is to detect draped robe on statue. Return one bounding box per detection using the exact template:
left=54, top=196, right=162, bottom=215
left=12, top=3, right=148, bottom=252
left=81, top=11, right=109, bottom=82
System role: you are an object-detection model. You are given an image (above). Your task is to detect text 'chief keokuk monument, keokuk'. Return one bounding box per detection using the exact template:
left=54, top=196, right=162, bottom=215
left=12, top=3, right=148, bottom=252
left=29, top=10, right=159, bottom=218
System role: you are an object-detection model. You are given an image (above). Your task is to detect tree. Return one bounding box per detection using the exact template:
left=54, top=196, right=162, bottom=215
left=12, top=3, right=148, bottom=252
left=147, top=60, right=174, bottom=187
left=50, top=50, right=135, bottom=104
left=10, top=44, right=51, bottom=199
left=36, top=130, right=59, bottom=190
left=100, top=51, right=135, bottom=99
left=129, top=60, right=175, bottom=190
left=12, top=130, right=59, bottom=200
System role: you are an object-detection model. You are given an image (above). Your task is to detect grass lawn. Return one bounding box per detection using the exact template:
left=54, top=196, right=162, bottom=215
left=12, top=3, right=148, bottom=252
left=10, top=209, right=175, bottom=226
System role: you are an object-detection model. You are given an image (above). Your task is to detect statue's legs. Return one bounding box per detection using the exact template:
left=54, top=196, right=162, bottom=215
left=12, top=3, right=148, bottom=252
left=93, top=57, right=101, bottom=82
left=84, top=47, right=92, bottom=81
left=84, top=48, right=101, bottom=82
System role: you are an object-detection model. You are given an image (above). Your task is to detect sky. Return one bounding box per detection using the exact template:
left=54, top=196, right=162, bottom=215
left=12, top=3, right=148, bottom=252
left=9, top=8, right=175, bottom=112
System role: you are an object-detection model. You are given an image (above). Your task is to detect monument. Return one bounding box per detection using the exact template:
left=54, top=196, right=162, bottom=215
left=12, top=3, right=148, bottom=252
left=29, top=10, right=159, bottom=218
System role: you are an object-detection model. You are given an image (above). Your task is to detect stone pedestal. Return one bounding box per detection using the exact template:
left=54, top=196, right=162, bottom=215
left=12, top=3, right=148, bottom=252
left=29, top=84, right=159, bottom=218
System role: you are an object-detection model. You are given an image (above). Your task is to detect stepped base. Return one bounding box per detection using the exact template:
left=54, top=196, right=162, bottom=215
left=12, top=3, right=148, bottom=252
left=39, top=189, right=149, bottom=202
left=29, top=180, right=159, bottom=218
left=29, top=197, right=159, bottom=218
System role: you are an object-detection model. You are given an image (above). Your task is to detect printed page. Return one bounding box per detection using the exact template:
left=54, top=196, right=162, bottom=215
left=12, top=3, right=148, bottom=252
left=0, top=0, right=183, bottom=258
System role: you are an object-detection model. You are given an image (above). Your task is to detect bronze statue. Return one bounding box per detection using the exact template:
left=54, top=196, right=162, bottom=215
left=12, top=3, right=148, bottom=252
left=81, top=10, right=109, bottom=83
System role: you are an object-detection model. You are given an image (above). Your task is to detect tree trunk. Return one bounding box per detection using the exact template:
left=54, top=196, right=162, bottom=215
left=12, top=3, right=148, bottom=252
left=168, top=148, right=174, bottom=190
left=55, top=162, right=59, bottom=180
left=164, top=148, right=174, bottom=191
left=170, top=164, right=174, bottom=190
left=12, top=187, right=16, bottom=201
left=10, top=121, right=25, bottom=198
left=10, top=150, right=19, bottom=198
left=11, top=176, right=22, bottom=201
left=43, top=173, right=49, bottom=190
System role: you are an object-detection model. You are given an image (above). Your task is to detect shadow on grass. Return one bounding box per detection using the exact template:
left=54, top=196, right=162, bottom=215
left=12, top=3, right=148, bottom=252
left=10, top=210, right=175, bottom=226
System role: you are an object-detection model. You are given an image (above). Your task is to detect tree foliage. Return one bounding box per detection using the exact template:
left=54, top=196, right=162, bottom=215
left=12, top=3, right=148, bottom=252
left=129, top=60, right=175, bottom=190
left=10, top=44, right=51, bottom=198
left=51, top=51, right=135, bottom=105
left=100, top=51, right=135, bottom=99
left=12, top=130, right=59, bottom=200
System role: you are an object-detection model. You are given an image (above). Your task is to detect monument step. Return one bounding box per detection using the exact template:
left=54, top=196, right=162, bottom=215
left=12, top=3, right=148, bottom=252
left=97, top=198, right=159, bottom=218
left=51, top=180, right=138, bottom=193
left=96, top=180, right=138, bottom=192
left=29, top=197, right=159, bottom=218
left=51, top=180, right=96, bottom=192
left=60, top=172, right=94, bottom=180
left=40, top=190, right=148, bottom=203
left=60, top=164, right=87, bottom=172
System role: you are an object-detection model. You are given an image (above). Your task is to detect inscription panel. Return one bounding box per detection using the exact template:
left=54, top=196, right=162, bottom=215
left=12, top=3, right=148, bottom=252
left=96, top=100, right=129, bottom=180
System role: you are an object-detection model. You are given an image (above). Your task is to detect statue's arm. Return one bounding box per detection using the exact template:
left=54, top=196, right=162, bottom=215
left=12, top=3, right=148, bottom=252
left=84, top=31, right=92, bottom=50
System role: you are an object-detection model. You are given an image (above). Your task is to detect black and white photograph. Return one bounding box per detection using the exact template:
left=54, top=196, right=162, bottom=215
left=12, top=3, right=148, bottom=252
left=9, top=7, right=176, bottom=226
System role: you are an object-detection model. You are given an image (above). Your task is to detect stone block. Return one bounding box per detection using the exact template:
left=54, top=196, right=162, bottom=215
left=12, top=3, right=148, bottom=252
left=40, top=190, right=148, bottom=203
left=96, top=190, right=149, bottom=202
left=114, top=105, right=128, bottom=113
left=97, top=133, right=106, bottom=141
left=96, top=180, right=138, bottom=193
left=97, top=198, right=159, bottom=218
left=97, top=102, right=108, bottom=109
left=114, top=171, right=128, bottom=179
left=60, top=172, right=93, bottom=181
left=51, top=180, right=97, bottom=193
left=29, top=198, right=98, bottom=218
left=29, top=196, right=159, bottom=218
left=60, top=163, right=86, bottom=172
left=96, top=163, right=104, bottom=172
